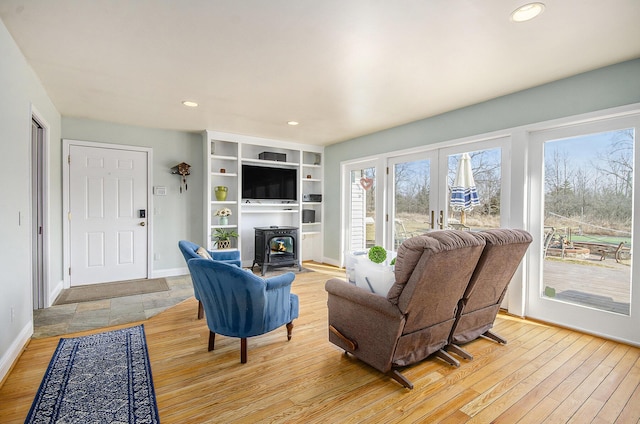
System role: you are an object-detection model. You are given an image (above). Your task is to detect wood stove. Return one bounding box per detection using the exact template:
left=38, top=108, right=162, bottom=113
left=253, top=226, right=301, bottom=275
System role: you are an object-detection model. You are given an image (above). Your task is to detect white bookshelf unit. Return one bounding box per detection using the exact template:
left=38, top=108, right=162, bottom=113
left=203, top=130, right=324, bottom=266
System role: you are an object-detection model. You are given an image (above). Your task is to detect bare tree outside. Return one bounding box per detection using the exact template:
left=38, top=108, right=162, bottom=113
left=544, top=129, right=633, bottom=238
left=392, top=148, right=502, bottom=248
left=542, top=128, right=634, bottom=315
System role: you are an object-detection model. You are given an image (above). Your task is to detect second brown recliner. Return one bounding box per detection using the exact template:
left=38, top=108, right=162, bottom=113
left=445, top=228, right=532, bottom=361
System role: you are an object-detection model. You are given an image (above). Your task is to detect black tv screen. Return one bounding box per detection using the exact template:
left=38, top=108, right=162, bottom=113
left=242, top=164, right=297, bottom=201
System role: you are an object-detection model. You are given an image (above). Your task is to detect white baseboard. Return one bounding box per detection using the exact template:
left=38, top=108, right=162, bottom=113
left=0, top=322, right=33, bottom=384
left=47, top=279, right=64, bottom=308
left=152, top=267, right=188, bottom=278
left=322, top=256, right=341, bottom=268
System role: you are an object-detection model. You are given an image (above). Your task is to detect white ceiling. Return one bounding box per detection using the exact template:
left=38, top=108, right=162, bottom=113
left=1, top=1, right=639, bottom=146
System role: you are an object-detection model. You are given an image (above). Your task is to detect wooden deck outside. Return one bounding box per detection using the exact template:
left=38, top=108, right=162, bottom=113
left=543, top=255, right=632, bottom=315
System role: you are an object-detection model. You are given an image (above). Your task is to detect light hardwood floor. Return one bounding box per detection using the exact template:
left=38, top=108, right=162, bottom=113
left=1, top=264, right=639, bottom=423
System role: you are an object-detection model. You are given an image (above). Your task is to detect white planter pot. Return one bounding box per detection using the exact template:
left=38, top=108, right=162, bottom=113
left=348, top=249, right=397, bottom=296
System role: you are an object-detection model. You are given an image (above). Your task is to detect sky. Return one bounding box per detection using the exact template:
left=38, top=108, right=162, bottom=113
left=544, top=129, right=634, bottom=167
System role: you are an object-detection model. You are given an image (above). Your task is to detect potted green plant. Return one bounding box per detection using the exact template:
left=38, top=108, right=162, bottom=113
left=368, top=245, right=387, bottom=264
left=213, top=228, right=239, bottom=249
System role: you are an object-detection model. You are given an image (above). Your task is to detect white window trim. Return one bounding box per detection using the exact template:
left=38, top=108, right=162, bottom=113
left=340, top=102, right=640, bottom=318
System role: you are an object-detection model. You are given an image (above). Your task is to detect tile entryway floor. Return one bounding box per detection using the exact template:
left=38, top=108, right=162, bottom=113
left=33, top=275, right=194, bottom=338
left=33, top=262, right=340, bottom=339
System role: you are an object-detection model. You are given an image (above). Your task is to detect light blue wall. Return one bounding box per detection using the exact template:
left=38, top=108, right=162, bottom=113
left=0, top=18, right=61, bottom=377
left=323, top=59, right=640, bottom=263
left=1, top=12, right=204, bottom=379
left=62, top=118, right=204, bottom=272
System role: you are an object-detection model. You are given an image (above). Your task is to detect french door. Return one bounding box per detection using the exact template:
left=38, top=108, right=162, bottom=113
left=528, top=114, right=640, bottom=345
left=342, top=137, right=510, bottom=260
left=387, top=138, right=510, bottom=250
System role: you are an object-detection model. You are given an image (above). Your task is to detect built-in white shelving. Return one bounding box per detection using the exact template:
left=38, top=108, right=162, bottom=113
left=203, top=130, right=324, bottom=264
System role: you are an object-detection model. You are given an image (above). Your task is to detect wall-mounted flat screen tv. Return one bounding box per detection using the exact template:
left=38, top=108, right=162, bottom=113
left=242, top=164, right=297, bottom=201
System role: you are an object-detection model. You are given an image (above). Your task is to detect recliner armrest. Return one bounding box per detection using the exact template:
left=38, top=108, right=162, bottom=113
left=325, top=278, right=402, bottom=319
left=325, top=277, right=405, bottom=373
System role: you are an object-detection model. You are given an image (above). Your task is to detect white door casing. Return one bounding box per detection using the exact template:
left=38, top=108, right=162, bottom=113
left=65, top=141, right=151, bottom=286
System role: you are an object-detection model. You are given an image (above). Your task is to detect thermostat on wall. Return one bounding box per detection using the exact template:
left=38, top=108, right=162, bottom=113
left=153, top=186, right=167, bottom=196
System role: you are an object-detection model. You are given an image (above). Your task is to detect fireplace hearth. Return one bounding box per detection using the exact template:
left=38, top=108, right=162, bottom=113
left=253, top=226, right=301, bottom=275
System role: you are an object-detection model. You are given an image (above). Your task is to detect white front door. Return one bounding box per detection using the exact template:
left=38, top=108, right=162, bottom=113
left=68, top=144, right=149, bottom=286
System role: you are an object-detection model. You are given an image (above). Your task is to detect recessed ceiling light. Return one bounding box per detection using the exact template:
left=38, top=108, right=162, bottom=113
left=182, top=100, right=198, bottom=108
left=287, top=121, right=299, bottom=126
left=510, top=2, right=545, bottom=22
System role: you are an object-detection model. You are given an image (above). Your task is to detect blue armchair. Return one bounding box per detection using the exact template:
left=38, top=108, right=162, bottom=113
left=187, top=258, right=299, bottom=363
left=178, top=240, right=242, bottom=319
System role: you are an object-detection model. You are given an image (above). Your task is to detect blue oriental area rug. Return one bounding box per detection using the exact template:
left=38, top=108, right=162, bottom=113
left=26, top=325, right=159, bottom=424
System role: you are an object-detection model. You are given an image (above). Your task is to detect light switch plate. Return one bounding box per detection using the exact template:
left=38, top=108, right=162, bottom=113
left=153, top=186, right=167, bottom=195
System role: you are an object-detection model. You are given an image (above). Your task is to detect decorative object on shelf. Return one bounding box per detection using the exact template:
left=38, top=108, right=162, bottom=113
left=215, top=207, right=232, bottom=225
left=214, top=186, right=228, bottom=201
left=220, top=168, right=226, bottom=173
left=259, top=151, right=286, bottom=162
left=307, top=174, right=312, bottom=179
left=314, top=153, right=321, bottom=165
left=171, top=162, right=191, bottom=193
left=302, top=209, right=315, bottom=223
left=213, top=228, right=239, bottom=249
left=303, top=194, right=322, bottom=202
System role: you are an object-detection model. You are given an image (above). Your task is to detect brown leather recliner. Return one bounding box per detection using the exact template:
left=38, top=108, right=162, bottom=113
left=325, top=230, right=486, bottom=389
left=445, top=229, right=532, bottom=360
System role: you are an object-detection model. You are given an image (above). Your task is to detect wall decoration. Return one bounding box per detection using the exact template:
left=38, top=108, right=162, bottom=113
left=360, top=177, right=373, bottom=191
left=171, top=162, right=191, bottom=193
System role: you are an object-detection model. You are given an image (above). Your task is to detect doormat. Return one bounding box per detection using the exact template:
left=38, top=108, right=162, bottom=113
left=25, top=325, right=159, bottom=424
left=54, top=278, right=169, bottom=305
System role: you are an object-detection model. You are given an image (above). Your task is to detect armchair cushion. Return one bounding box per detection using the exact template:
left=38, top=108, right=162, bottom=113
left=178, top=239, right=241, bottom=267
left=210, top=249, right=242, bottom=266
left=196, top=246, right=212, bottom=259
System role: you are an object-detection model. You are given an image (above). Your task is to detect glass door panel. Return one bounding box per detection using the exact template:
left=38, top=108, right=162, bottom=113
left=346, top=164, right=378, bottom=252
left=528, top=113, right=639, bottom=345
left=542, top=130, right=633, bottom=315
left=445, top=147, right=503, bottom=231
left=389, top=153, right=438, bottom=249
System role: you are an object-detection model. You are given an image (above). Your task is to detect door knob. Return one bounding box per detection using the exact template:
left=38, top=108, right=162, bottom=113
left=139, top=222, right=146, bottom=226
